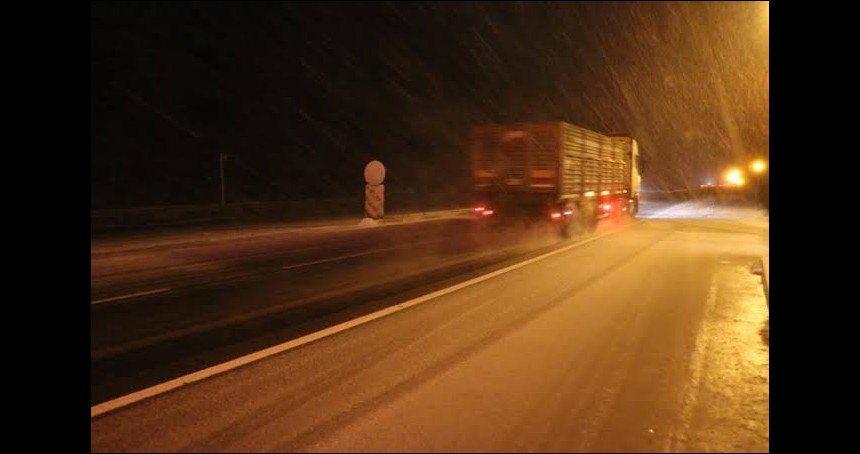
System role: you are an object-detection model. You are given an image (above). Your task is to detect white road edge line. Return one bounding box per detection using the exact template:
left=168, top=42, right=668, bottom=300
left=91, top=288, right=172, bottom=305
left=91, top=221, right=640, bottom=419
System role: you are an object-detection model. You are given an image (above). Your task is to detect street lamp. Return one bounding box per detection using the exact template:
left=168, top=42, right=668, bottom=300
left=724, top=167, right=745, bottom=187
left=749, top=159, right=767, bottom=206
left=750, top=159, right=767, bottom=174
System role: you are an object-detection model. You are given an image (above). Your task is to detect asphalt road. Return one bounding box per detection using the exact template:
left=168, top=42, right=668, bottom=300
left=91, top=214, right=569, bottom=404
left=91, top=200, right=769, bottom=452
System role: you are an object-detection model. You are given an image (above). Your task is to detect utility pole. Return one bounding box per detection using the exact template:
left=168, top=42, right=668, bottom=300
left=220, top=152, right=227, bottom=207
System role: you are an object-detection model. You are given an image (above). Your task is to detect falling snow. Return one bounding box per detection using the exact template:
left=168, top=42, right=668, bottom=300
left=92, top=2, right=768, bottom=208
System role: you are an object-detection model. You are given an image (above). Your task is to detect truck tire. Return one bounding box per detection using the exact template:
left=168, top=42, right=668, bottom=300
left=628, top=197, right=639, bottom=218
left=586, top=213, right=598, bottom=232
left=559, top=219, right=572, bottom=238
left=576, top=202, right=598, bottom=233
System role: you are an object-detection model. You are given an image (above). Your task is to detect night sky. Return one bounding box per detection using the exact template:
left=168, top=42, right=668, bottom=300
left=91, top=1, right=769, bottom=209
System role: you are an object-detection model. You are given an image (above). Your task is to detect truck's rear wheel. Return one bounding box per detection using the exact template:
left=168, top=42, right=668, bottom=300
left=575, top=202, right=598, bottom=233
left=559, top=219, right=572, bottom=238
left=586, top=213, right=598, bottom=232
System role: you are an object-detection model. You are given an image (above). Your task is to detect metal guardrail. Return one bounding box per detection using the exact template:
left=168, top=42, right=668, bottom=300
left=91, top=198, right=471, bottom=234
left=91, top=207, right=474, bottom=257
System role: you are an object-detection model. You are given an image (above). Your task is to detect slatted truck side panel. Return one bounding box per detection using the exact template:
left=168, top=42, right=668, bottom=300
left=471, top=121, right=641, bottom=237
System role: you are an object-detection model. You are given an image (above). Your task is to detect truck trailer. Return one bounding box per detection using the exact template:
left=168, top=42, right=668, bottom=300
left=470, top=121, right=642, bottom=237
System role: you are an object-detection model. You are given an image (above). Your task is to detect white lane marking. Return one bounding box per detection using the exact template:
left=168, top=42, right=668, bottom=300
left=91, top=288, right=172, bottom=305
left=282, top=251, right=377, bottom=270
left=665, top=274, right=719, bottom=452
left=91, top=222, right=640, bottom=418
left=281, top=245, right=404, bottom=270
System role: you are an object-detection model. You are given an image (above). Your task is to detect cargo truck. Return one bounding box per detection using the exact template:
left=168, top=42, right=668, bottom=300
left=470, top=121, right=642, bottom=237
